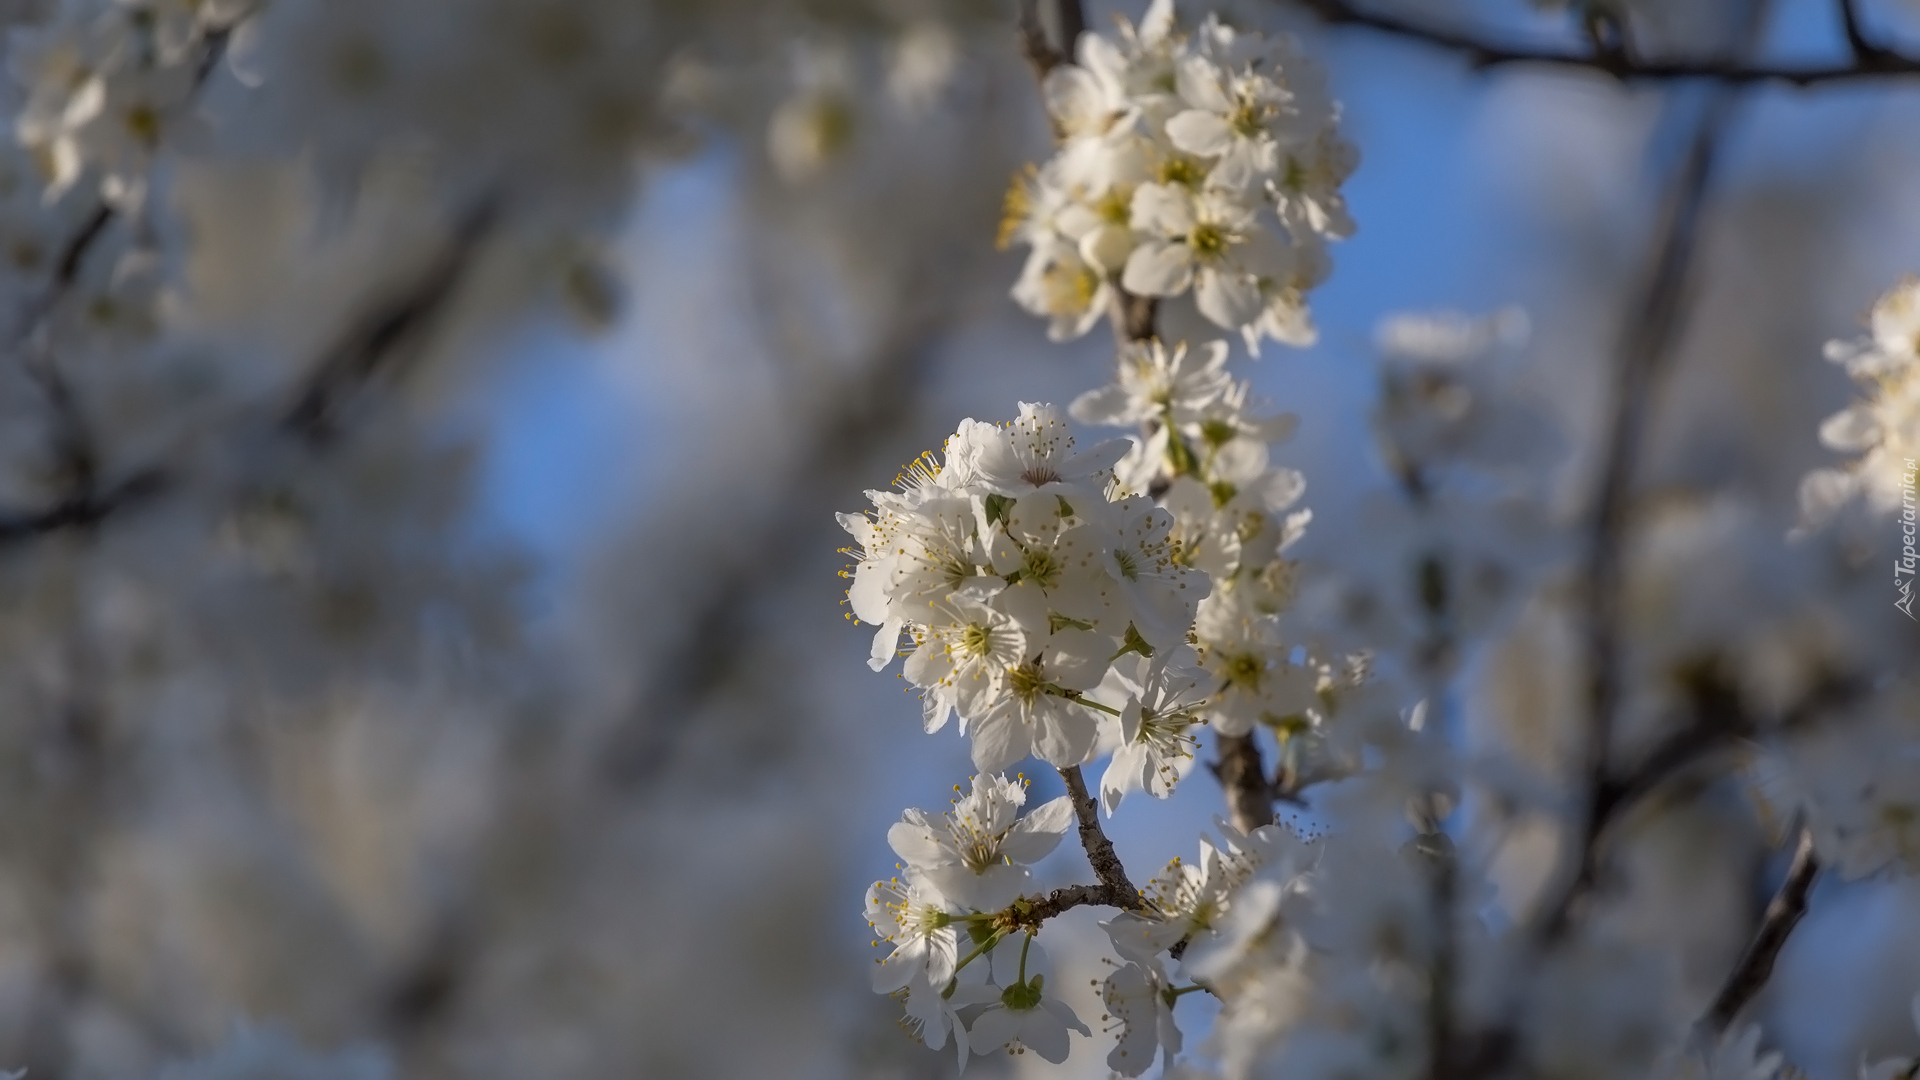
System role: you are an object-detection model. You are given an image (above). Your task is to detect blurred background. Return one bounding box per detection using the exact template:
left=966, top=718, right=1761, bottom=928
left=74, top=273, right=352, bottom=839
left=6, top=0, right=1920, bottom=1076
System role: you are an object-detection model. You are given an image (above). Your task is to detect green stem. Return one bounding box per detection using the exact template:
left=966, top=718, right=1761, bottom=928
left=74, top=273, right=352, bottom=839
left=952, top=928, right=1004, bottom=978
left=1017, top=931, right=1033, bottom=984
left=1170, top=984, right=1210, bottom=998
left=1046, top=685, right=1123, bottom=716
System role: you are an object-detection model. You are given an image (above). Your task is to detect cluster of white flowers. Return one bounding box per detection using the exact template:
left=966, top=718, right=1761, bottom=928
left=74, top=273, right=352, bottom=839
left=1101, top=820, right=1315, bottom=1076
left=1076, top=337, right=1358, bottom=775
left=839, top=400, right=1211, bottom=775
left=847, top=5, right=1363, bottom=1069
left=842, top=3, right=1920, bottom=1078
left=845, top=295, right=1368, bottom=1073
left=864, top=773, right=1085, bottom=1065
left=8, top=0, right=251, bottom=206
left=1001, top=0, right=1354, bottom=351
left=1800, top=276, right=1920, bottom=527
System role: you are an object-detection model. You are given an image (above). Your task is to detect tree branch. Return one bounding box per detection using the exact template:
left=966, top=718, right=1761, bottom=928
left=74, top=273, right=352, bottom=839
left=1837, top=0, right=1898, bottom=67
left=1059, top=765, right=1144, bottom=909
left=1291, top=0, right=1920, bottom=86
left=0, top=469, right=170, bottom=546
left=1527, top=25, right=1759, bottom=943
left=1008, top=882, right=1139, bottom=931
left=283, top=195, right=501, bottom=444
left=1695, top=826, right=1820, bottom=1040
left=1017, top=0, right=1086, bottom=80
left=1212, top=733, right=1276, bottom=835
left=0, top=197, right=498, bottom=551
left=1533, top=667, right=1862, bottom=943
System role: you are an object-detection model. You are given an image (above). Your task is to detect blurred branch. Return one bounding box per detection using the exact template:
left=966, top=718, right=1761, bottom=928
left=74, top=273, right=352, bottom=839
left=1695, top=825, right=1819, bottom=1041
left=0, top=198, right=499, bottom=548
left=0, top=468, right=170, bottom=546
left=1534, top=668, right=1863, bottom=943
left=1017, top=0, right=1086, bottom=80
left=1544, top=43, right=1750, bottom=945
left=1290, top=0, right=1920, bottom=85
left=284, top=195, right=501, bottom=443
left=1838, top=0, right=1900, bottom=67
left=0, top=30, right=237, bottom=554
left=1059, top=765, right=1144, bottom=907
left=1212, top=734, right=1277, bottom=834
left=1420, top=830, right=1466, bottom=1080
left=599, top=298, right=955, bottom=787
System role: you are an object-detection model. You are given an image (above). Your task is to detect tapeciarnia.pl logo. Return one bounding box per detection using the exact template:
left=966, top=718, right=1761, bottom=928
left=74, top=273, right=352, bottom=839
left=1901, top=457, right=1918, bottom=620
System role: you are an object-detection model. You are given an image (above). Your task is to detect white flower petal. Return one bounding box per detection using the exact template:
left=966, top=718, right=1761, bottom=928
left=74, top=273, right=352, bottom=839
left=1129, top=183, right=1194, bottom=238
left=1166, top=109, right=1234, bottom=158
left=1196, top=267, right=1264, bottom=330
left=1021, top=1006, right=1074, bottom=1063
left=1819, top=405, right=1882, bottom=452
left=1123, top=240, right=1194, bottom=298
left=967, top=1005, right=1020, bottom=1052
left=1000, top=796, right=1074, bottom=863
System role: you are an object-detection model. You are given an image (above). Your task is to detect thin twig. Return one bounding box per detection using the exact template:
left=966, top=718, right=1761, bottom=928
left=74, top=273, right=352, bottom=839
left=1291, top=0, right=1920, bottom=86
left=0, top=468, right=170, bottom=547
left=283, top=196, right=501, bottom=443
left=1533, top=666, right=1862, bottom=943
left=1695, top=826, right=1820, bottom=1040
left=1059, top=765, right=1144, bottom=908
left=1538, top=29, right=1753, bottom=943
left=1837, top=0, right=1898, bottom=67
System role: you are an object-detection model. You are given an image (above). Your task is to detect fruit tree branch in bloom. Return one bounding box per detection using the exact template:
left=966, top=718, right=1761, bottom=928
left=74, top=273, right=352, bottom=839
left=1011, top=3, right=1286, bottom=843
left=1290, top=0, right=1920, bottom=86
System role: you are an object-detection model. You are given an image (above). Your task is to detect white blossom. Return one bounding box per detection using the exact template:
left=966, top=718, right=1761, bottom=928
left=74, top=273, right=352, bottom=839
left=1098, top=646, right=1209, bottom=814
left=998, top=0, right=1351, bottom=347
left=1071, top=337, right=1233, bottom=433
left=1100, top=955, right=1184, bottom=1077
left=1012, top=235, right=1112, bottom=341
left=1802, top=276, right=1920, bottom=525
left=965, top=401, right=1130, bottom=495
left=886, top=772, right=1074, bottom=910
left=866, top=869, right=966, bottom=994
left=966, top=935, right=1092, bottom=1064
